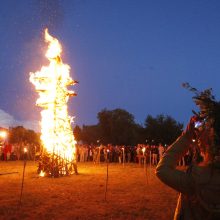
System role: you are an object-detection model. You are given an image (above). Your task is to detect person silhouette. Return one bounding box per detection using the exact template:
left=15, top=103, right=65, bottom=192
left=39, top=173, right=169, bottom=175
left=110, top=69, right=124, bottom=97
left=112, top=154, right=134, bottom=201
left=156, top=87, right=220, bottom=220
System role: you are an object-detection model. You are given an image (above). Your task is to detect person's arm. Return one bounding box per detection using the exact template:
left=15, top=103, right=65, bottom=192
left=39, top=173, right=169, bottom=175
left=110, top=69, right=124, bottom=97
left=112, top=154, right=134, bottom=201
left=156, top=133, right=195, bottom=194
left=156, top=114, right=200, bottom=194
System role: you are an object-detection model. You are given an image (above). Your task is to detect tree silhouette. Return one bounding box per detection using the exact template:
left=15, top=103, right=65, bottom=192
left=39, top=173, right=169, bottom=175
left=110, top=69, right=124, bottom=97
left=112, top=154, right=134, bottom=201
left=144, top=114, right=183, bottom=145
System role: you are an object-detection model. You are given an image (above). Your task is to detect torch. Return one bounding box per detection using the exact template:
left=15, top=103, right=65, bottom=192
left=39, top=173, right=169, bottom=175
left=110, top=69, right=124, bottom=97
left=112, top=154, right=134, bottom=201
left=122, top=147, right=125, bottom=167
left=142, top=147, right=149, bottom=184
left=105, top=149, right=110, bottom=201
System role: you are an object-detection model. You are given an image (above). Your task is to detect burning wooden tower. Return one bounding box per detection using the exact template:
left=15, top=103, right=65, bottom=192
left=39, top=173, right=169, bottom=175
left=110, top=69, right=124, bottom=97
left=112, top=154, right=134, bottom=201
left=30, top=29, right=78, bottom=177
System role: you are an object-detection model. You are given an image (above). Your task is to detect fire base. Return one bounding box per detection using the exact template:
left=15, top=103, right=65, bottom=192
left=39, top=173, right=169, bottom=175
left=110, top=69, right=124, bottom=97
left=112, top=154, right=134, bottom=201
left=37, top=152, right=78, bottom=177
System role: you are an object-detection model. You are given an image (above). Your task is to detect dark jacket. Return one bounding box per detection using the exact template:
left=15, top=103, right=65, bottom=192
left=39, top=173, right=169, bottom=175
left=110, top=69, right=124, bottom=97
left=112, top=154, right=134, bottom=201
left=156, top=134, right=220, bottom=220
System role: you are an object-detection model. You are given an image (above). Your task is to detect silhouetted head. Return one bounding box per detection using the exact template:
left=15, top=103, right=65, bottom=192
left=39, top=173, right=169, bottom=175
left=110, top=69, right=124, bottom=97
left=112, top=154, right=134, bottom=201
left=183, top=83, right=220, bottom=166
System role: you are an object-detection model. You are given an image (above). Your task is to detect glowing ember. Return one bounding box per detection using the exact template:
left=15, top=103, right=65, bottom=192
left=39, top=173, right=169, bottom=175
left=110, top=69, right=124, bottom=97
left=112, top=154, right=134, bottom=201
left=39, top=170, right=45, bottom=177
left=30, top=29, right=78, bottom=177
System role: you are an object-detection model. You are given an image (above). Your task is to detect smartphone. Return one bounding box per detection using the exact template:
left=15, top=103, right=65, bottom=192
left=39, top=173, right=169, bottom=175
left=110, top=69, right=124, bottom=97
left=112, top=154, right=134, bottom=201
left=194, top=121, right=203, bottom=128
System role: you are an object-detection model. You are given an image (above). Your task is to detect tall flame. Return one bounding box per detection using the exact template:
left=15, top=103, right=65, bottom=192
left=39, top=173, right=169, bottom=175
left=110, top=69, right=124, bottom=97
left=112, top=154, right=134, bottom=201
left=30, top=29, right=77, bottom=167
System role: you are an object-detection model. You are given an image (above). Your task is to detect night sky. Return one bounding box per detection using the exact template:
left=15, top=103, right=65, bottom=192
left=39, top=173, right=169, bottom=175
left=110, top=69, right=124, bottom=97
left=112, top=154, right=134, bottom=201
left=1, top=0, right=220, bottom=131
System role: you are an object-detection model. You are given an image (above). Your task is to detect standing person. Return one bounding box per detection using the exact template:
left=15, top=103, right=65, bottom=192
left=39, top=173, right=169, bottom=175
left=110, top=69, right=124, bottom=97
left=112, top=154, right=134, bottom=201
left=152, top=145, right=158, bottom=165
left=156, top=87, right=220, bottom=220
left=103, top=146, right=108, bottom=162
left=80, top=145, right=85, bottom=162
left=88, top=146, right=93, bottom=161
left=158, top=143, right=165, bottom=161
left=84, top=145, right=88, bottom=162
left=93, top=146, right=98, bottom=164
left=127, top=146, right=131, bottom=163
left=3, top=142, right=9, bottom=161
left=118, top=146, right=122, bottom=164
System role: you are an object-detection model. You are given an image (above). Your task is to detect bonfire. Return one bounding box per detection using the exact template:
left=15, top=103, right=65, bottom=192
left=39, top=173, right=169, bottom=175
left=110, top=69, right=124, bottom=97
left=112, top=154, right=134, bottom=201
left=30, top=29, right=78, bottom=177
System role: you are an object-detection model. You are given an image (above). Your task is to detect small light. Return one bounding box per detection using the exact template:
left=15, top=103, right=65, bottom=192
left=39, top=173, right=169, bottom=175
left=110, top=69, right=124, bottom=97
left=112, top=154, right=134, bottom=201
left=192, top=139, right=196, bottom=143
left=0, top=131, right=7, bottom=138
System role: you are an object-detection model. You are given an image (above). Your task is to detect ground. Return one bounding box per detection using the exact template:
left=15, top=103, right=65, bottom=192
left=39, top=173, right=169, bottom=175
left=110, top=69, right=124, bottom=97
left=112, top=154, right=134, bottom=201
left=0, top=161, right=178, bottom=220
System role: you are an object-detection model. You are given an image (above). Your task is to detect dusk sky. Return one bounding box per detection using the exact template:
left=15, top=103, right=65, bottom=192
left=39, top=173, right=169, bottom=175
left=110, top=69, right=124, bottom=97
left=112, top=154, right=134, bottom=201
left=1, top=0, right=220, bottom=131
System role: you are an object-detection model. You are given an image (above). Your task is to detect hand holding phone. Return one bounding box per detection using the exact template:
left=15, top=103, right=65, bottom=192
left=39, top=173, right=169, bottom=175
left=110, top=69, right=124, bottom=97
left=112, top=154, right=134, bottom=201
left=194, top=121, right=203, bottom=128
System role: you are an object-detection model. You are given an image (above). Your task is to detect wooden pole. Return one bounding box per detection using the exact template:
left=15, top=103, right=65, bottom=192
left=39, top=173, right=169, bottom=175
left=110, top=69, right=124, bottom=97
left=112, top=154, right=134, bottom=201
left=150, top=150, right=151, bottom=167
left=122, top=148, right=125, bottom=168
left=144, top=156, right=149, bottom=185
left=19, top=150, right=27, bottom=205
left=105, top=151, right=109, bottom=201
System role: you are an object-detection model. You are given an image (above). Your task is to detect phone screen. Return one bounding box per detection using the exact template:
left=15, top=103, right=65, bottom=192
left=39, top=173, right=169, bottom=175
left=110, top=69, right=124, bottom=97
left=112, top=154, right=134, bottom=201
left=194, top=121, right=203, bottom=128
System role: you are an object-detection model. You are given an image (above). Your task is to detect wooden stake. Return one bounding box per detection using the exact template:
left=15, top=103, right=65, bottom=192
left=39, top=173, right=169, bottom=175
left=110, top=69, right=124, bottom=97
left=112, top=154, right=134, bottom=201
left=105, top=153, right=109, bottom=201
left=144, top=156, right=149, bottom=185
left=19, top=153, right=27, bottom=205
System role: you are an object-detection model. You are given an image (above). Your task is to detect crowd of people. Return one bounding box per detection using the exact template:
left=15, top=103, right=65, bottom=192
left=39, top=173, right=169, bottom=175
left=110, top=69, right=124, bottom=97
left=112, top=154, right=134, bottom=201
left=0, top=141, right=40, bottom=161
left=0, top=140, right=205, bottom=169
left=76, top=144, right=164, bottom=165
left=76, top=143, right=205, bottom=166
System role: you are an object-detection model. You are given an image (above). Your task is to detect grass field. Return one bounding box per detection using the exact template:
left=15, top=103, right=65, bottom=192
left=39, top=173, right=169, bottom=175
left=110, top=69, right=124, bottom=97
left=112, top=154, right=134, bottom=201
left=0, top=161, right=178, bottom=220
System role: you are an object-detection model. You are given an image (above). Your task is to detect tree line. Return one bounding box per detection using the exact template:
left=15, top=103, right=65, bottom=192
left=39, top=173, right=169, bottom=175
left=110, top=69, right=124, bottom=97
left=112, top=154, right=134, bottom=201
left=5, top=126, right=40, bottom=145
left=74, top=108, right=183, bottom=146
left=0, top=108, right=183, bottom=147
